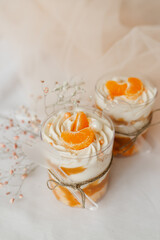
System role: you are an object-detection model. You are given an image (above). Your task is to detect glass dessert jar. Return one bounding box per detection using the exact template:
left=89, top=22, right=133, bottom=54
left=40, top=105, right=114, bottom=209
left=95, top=75, right=157, bottom=157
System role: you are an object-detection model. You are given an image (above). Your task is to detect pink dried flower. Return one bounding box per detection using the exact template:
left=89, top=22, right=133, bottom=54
left=12, top=152, right=18, bottom=159
left=6, top=192, right=11, bottom=195
left=14, top=136, right=19, bottom=141
left=5, top=126, right=9, bottom=130
left=19, top=194, right=23, bottom=199
left=12, top=152, right=17, bottom=156
left=4, top=181, right=8, bottom=185
left=0, top=144, right=6, bottom=148
left=21, top=120, right=25, bottom=123
left=14, top=143, right=18, bottom=149
left=22, top=173, right=28, bottom=179
left=23, top=131, right=27, bottom=135
left=10, top=122, right=14, bottom=127
left=10, top=198, right=15, bottom=204
left=29, top=135, right=35, bottom=139
left=43, top=87, right=49, bottom=94
left=10, top=169, right=14, bottom=175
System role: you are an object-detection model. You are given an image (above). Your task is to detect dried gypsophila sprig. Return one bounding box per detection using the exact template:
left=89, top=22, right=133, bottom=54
left=41, top=80, right=86, bottom=116
left=0, top=106, right=41, bottom=203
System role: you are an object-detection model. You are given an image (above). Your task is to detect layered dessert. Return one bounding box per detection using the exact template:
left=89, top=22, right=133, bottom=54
left=95, top=76, right=157, bottom=157
left=41, top=106, right=114, bottom=208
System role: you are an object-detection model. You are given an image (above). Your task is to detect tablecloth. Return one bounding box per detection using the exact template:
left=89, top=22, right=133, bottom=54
left=0, top=74, right=160, bottom=240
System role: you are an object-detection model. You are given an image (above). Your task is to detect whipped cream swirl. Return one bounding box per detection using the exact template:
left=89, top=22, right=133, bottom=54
left=42, top=108, right=114, bottom=159
left=95, top=76, right=157, bottom=135
left=98, top=77, right=157, bottom=105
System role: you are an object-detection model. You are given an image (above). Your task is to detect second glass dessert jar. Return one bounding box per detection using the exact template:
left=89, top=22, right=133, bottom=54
left=95, top=75, right=157, bottom=157
left=40, top=105, right=114, bottom=208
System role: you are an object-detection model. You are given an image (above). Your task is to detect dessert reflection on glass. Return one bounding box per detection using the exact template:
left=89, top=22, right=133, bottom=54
left=95, top=76, right=157, bottom=157
left=41, top=106, right=114, bottom=208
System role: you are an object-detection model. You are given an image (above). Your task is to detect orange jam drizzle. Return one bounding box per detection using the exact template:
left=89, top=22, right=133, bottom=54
left=61, top=166, right=86, bottom=175
left=50, top=173, right=109, bottom=207
left=47, top=160, right=85, bottom=177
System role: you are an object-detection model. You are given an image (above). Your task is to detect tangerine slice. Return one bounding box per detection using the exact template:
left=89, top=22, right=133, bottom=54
left=71, top=111, right=89, bottom=131
left=106, top=81, right=127, bottom=99
left=125, top=77, right=143, bottom=99
left=61, top=127, right=94, bottom=150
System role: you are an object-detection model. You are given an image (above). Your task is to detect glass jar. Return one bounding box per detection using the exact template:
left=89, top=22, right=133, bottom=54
left=40, top=105, right=115, bottom=208
left=95, top=75, right=157, bottom=157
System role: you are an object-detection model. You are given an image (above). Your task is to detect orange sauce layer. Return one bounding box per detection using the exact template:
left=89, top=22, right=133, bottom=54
left=50, top=173, right=109, bottom=207
left=113, top=136, right=137, bottom=157
left=47, top=160, right=86, bottom=176
left=114, top=128, right=149, bottom=157
left=48, top=176, right=80, bottom=207
left=83, top=174, right=109, bottom=196
left=56, top=185, right=80, bottom=207
left=61, top=166, right=86, bottom=175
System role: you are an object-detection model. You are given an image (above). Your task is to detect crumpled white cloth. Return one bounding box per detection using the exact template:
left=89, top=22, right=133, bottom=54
left=0, top=64, right=160, bottom=240
left=0, top=0, right=160, bottom=239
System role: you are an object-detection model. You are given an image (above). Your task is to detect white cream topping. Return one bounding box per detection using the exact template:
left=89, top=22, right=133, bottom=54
left=95, top=77, right=157, bottom=134
left=101, top=77, right=156, bottom=105
left=42, top=108, right=113, bottom=157
left=41, top=108, right=114, bottom=182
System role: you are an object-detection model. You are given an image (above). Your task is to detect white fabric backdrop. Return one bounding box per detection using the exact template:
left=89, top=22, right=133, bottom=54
left=0, top=0, right=160, bottom=115
left=0, top=0, right=160, bottom=239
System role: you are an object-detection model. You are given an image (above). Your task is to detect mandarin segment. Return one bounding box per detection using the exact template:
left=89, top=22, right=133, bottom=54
left=125, top=77, right=144, bottom=99
left=106, top=80, right=127, bottom=98
left=71, top=111, right=89, bottom=131
left=61, top=127, right=94, bottom=150
left=106, top=78, right=144, bottom=100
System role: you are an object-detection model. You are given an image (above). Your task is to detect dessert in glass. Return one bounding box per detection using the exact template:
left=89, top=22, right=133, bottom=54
left=41, top=105, right=114, bottom=208
left=95, top=76, right=157, bottom=157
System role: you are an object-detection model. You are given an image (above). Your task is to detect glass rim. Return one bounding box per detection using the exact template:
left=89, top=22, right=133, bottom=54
left=40, top=104, right=115, bottom=160
left=95, top=74, right=158, bottom=107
